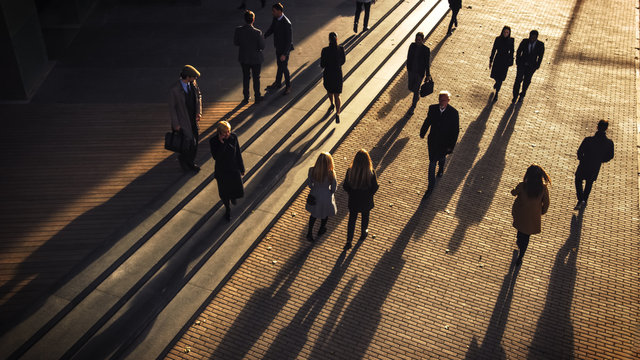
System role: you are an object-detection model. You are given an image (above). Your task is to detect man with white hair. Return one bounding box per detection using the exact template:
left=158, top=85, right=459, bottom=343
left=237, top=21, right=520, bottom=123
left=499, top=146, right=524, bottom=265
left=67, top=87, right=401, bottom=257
left=419, top=90, right=460, bottom=198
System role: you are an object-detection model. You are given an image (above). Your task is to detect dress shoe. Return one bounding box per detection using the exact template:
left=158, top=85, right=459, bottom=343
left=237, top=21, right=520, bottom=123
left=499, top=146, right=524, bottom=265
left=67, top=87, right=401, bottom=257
left=266, top=82, right=282, bottom=91
left=317, top=226, right=327, bottom=237
left=363, top=26, right=369, bottom=32
left=283, top=86, right=291, bottom=95
left=360, top=229, right=369, bottom=240
left=225, top=209, right=231, bottom=221
left=343, top=242, right=352, bottom=251
left=189, top=163, right=200, bottom=172
left=353, top=23, right=358, bottom=33
left=255, top=95, right=264, bottom=103
left=240, top=97, right=249, bottom=105
left=335, top=114, right=340, bottom=124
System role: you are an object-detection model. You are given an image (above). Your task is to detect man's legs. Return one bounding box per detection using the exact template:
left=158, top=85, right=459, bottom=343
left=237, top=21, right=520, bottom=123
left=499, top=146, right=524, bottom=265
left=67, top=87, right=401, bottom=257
left=251, top=64, right=262, bottom=99
left=519, top=69, right=535, bottom=98
left=354, top=1, right=363, bottom=32
left=241, top=63, right=251, bottom=101
left=281, top=55, right=291, bottom=88
left=583, top=179, right=594, bottom=203
left=274, top=55, right=283, bottom=87
left=512, top=67, right=524, bottom=100
left=363, top=2, right=371, bottom=30
left=447, top=8, right=459, bottom=34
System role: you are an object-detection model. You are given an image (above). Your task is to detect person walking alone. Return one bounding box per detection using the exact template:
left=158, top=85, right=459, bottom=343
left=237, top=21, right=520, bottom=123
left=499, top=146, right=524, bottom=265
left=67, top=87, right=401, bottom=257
left=321, top=32, right=346, bottom=124
left=169, top=65, right=202, bottom=172
left=353, top=0, right=374, bottom=33
left=210, top=121, right=245, bottom=221
left=305, top=152, right=338, bottom=242
left=407, top=32, right=431, bottom=114
left=447, top=0, right=461, bottom=35
left=343, top=149, right=379, bottom=251
left=489, top=26, right=514, bottom=102
left=264, top=2, right=293, bottom=95
left=574, top=120, right=614, bottom=210
left=511, top=164, right=551, bottom=266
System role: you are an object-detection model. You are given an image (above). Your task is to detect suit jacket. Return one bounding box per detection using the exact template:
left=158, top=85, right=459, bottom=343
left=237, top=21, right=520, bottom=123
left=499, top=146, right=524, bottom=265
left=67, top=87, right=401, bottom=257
left=264, top=15, right=293, bottom=56
left=407, top=42, right=431, bottom=78
left=169, top=80, right=202, bottom=141
left=420, top=104, right=460, bottom=160
left=515, top=38, right=544, bottom=70
left=575, top=131, right=614, bottom=181
left=234, top=24, right=265, bottom=65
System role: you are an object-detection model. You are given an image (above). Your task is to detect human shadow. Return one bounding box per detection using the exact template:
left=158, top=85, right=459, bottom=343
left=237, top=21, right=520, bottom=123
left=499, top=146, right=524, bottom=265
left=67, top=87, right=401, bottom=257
left=260, top=239, right=365, bottom=359
left=465, top=251, right=521, bottom=360
left=527, top=213, right=582, bottom=359
left=448, top=102, right=522, bottom=253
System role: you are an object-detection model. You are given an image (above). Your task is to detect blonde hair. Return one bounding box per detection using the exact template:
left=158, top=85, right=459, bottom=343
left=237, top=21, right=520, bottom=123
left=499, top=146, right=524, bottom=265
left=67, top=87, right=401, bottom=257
left=439, top=90, right=451, bottom=99
left=217, top=121, right=231, bottom=133
left=311, top=152, right=336, bottom=182
left=348, top=149, right=375, bottom=189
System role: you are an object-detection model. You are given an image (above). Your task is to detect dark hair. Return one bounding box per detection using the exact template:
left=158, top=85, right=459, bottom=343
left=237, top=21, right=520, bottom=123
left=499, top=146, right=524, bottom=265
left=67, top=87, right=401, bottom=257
left=501, top=26, right=511, bottom=38
left=415, top=32, right=424, bottom=41
left=272, top=2, right=283, bottom=11
left=597, top=119, right=609, bottom=132
left=530, top=29, right=539, bottom=38
left=328, top=32, right=337, bottom=47
left=244, top=10, right=255, bottom=24
left=523, top=164, right=551, bottom=198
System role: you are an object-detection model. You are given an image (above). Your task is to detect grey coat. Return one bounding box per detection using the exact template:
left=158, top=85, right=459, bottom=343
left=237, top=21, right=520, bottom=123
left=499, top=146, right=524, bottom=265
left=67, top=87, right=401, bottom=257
left=305, top=168, right=338, bottom=219
left=234, top=24, right=265, bottom=65
left=169, top=80, right=202, bottom=141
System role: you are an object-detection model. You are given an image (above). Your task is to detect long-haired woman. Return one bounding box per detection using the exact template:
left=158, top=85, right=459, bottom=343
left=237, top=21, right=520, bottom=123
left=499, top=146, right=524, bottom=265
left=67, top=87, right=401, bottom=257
left=343, top=149, right=379, bottom=250
left=511, top=164, right=551, bottom=266
left=489, top=25, right=514, bottom=102
left=306, top=152, right=338, bottom=241
left=320, top=32, right=346, bottom=123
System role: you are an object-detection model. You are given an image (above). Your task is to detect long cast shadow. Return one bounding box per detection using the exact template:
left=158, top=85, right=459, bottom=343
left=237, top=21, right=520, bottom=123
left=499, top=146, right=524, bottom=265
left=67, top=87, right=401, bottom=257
left=528, top=213, right=582, bottom=359
left=465, top=252, right=521, bottom=360
left=448, top=101, right=522, bottom=253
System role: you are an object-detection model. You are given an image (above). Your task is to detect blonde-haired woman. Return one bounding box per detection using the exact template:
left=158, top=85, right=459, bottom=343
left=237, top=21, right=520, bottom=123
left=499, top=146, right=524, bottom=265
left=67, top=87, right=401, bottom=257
left=210, top=121, right=245, bottom=221
left=306, top=152, right=338, bottom=241
left=343, top=149, right=378, bottom=250
left=511, top=164, right=551, bottom=266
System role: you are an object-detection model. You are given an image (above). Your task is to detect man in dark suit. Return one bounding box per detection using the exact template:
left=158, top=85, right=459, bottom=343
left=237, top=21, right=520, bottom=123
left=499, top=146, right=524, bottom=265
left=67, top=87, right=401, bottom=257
left=234, top=10, right=265, bottom=104
left=574, top=120, right=614, bottom=210
left=420, top=91, right=460, bottom=198
left=512, top=30, right=544, bottom=103
left=264, top=2, right=293, bottom=94
left=447, top=0, right=461, bottom=35
left=407, top=32, right=431, bottom=114
left=169, top=65, right=202, bottom=172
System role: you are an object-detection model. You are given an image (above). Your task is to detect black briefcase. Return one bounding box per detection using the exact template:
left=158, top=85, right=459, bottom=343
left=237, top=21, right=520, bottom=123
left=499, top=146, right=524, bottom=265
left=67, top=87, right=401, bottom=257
left=164, top=130, right=192, bottom=153
left=420, top=79, right=434, bottom=97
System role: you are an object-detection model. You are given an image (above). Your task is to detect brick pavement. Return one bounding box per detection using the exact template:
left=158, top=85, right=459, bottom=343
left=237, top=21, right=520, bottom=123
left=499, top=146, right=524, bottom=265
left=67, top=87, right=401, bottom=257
left=166, top=0, right=639, bottom=358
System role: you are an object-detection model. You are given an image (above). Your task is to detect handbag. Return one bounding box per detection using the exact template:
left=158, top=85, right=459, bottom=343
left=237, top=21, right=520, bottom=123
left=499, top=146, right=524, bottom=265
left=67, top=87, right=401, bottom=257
left=306, top=194, right=316, bottom=206
left=164, top=130, right=192, bottom=153
left=420, top=78, right=434, bottom=97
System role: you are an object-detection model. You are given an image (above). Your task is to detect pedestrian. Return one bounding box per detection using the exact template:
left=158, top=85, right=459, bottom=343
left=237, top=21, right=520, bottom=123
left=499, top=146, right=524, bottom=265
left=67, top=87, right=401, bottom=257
left=574, top=120, right=614, bottom=210
left=489, top=25, right=514, bottom=102
left=264, top=2, right=293, bottom=95
left=447, top=0, right=462, bottom=35
left=169, top=65, right=202, bottom=172
left=343, top=149, right=379, bottom=251
left=511, top=164, right=551, bottom=266
left=234, top=10, right=266, bottom=104
left=512, top=30, right=544, bottom=103
left=321, top=32, right=346, bottom=124
left=210, top=121, right=245, bottom=221
left=407, top=32, right=431, bottom=114
left=305, top=152, right=338, bottom=242
left=354, top=0, right=375, bottom=33
left=237, top=0, right=265, bottom=10
left=419, top=90, right=460, bottom=198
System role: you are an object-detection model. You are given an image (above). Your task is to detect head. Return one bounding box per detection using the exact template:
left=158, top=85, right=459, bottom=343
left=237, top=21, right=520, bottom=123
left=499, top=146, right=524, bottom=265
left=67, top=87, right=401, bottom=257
left=244, top=10, right=255, bottom=25
left=311, top=152, right=336, bottom=182
left=523, top=164, right=551, bottom=197
left=180, top=65, right=200, bottom=82
left=271, top=2, right=283, bottom=17
left=217, top=121, right=231, bottom=140
left=438, top=91, right=451, bottom=109
left=501, top=26, right=511, bottom=38
left=528, top=30, right=539, bottom=42
left=415, top=32, right=425, bottom=43
left=348, top=149, right=375, bottom=189
left=328, top=32, right=338, bottom=47
left=597, top=119, right=609, bottom=132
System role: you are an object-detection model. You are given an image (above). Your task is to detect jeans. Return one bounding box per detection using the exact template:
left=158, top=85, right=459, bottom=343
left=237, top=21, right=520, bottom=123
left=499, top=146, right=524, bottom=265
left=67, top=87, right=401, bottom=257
left=347, top=210, right=370, bottom=244
left=241, top=63, right=261, bottom=99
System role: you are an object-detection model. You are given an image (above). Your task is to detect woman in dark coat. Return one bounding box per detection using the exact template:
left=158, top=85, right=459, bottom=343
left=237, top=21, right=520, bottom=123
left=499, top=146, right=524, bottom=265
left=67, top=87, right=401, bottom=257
left=210, top=120, right=245, bottom=221
left=321, top=32, right=346, bottom=123
left=343, top=149, right=379, bottom=250
left=407, top=32, right=431, bottom=112
left=489, top=26, right=514, bottom=101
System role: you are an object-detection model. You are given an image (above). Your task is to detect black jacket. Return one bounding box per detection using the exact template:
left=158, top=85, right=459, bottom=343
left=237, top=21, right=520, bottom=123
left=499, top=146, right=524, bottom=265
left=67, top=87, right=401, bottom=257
left=407, top=42, right=431, bottom=78
left=515, top=38, right=544, bottom=70
left=575, top=131, right=614, bottom=181
left=420, top=104, right=460, bottom=160
left=264, top=15, right=293, bottom=56
left=234, top=24, right=265, bottom=65
left=343, top=168, right=379, bottom=212
left=210, top=133, right=245, bottom=199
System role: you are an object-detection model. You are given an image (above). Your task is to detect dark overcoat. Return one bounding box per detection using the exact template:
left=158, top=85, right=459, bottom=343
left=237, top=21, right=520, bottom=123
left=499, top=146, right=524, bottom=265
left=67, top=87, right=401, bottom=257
left=320, top=45, right=345, bottom=94
left=169, top=80, right=202, bottom=142
left=343, top=168, right=379, bottom=213
left=234, top=24, right=265, bottom=65
left=490, top=36, right=514, bottom=81
left=420, top=104, right=460, bottom=160
left=407, top=42, right=431, bottom=92
left=210, top=133, right=245, bottom=200
left=575, top=131, right=614, bottom=181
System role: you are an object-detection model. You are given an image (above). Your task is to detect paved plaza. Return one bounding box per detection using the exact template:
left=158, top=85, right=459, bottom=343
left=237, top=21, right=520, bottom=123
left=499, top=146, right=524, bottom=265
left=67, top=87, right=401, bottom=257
left=0, top=0, right=638, bottom=358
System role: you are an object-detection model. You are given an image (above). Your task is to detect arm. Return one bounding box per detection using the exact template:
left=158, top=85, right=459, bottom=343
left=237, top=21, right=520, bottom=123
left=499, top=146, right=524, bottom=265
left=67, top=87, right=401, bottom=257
left=234, top=135, right=245, bottom=175
left=576, top=139, right=586, bottom=161
left=370, top=172, right=379, bottom=194
left=489, top=38, right=498, bottom=66
left=536, top=42, right=545, bottom=69
left=258, top=30, right=265, bottom=51
left=541, top=185, right=550, bottom=215
left=447, top=109, right=460, bottom=152
left=425, top=47, right=431, bottom=78
left=406, top=44, right=414, bottom=72
left=603, top=139, right=614, bottom=162
left=209, top=137, right=219, bottom=160
left=330, top=176, right=337, bottom=194
left=168, top=89, right=180, bottom=131
left=320, top=48, right=326, bottom=69
left=511, top=182, right=521, bottom=196
left=343, top=169, right=351, bottom=192
left=264, top=19, right=274, bottom=38
left=420, top=112, right=431, bottom=138
left=283, top=20, right=292, bottom=56
left=339, top=47, right=346, bottom=66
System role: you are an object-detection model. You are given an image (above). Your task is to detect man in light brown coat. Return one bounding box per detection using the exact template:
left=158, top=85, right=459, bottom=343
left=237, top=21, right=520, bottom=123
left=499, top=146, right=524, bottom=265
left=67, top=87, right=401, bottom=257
left=169, top=65, right=202, bottom=172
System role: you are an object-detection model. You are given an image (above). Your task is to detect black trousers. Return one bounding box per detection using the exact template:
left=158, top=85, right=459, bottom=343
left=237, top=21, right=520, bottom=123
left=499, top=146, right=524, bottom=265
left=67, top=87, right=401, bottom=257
left=512, top=66, right=535, bottom=98
left=347, top=210, right=370, bottom=244
left=180, top=121, right=198, bottom=165
left=575, top=176, right=594, bottom=202
left=354, top=2, right=371, bottom=28
left=447, top=8, right=459, bottom=32
left=241, top=63, right=262, bottom=99
left=427, top=155, right=446, bottom=191
left=516, top=231, right=530, bottom=260
left=275, top=54, right=290, bottom=87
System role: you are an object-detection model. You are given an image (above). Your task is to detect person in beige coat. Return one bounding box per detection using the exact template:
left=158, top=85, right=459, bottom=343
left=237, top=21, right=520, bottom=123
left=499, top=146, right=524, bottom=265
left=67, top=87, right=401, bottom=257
left=169, top=65, right=203, bottom=172
left=511, top=164, right=550, bottom=266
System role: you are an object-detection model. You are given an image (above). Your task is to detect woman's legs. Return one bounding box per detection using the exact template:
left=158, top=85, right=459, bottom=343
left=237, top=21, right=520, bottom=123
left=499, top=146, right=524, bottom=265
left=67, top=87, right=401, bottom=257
left=333, top=93, right=341, bottom=115
left=307, top=215, right=316, bottom=241
left=346, top=210, right=358, bottom=246
left=361, top=211, right=370, bottom=238
left=318, top=217, right=328, bottom=236
left=222, top=198, right=231, bottom=220
left=516, top=231, right=530, bottom=264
